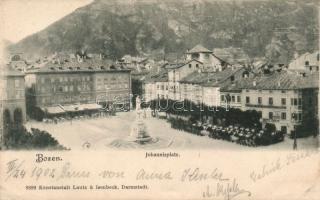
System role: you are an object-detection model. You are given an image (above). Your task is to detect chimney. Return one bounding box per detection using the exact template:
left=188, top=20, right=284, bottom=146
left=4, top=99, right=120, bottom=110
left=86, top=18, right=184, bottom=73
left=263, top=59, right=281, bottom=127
left=99, top=53, right=102, bottom=60
left=277, top=81, right=281, bottom=87
left=253, top=80, right=256, bottom=86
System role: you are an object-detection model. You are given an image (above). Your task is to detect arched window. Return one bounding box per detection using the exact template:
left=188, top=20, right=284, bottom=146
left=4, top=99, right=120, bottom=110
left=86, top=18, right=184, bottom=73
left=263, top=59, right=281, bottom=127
left=13, top=108, right=23, bottom=125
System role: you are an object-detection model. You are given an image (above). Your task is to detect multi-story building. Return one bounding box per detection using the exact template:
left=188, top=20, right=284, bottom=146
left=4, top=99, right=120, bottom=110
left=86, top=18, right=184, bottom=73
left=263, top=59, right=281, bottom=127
left=185, top=44, right=227, bottom=71
left=240, top=71, right=318, bottom=134
left=93, top=69, right=131, bottom=109
left=143, top=44, right=228, bottom=102
left=144, top=69, right=168, bottom=102
left=179, top=71, right=215, bottom=105
left=179, top=66, right=250, bottom=108
left=1, top=66, right=26, bottom=145
left=26, top=58, right=131, bottom=119
left=168, top=59, right=204, bottom=100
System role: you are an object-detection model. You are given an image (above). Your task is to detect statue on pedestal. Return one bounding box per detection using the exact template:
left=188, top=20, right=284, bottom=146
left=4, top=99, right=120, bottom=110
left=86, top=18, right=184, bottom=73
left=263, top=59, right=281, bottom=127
left=129, top=96, right=152, bottom=144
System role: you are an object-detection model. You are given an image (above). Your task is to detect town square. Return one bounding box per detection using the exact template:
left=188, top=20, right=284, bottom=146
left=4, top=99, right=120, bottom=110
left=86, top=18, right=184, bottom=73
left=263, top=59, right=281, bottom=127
left=0, top=0, right=318, bottom=151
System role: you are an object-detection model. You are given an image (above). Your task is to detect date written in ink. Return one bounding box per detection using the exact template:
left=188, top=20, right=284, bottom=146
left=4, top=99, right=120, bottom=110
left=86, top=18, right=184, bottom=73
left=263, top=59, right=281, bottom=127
left=6, top=159, right=56, bottom=181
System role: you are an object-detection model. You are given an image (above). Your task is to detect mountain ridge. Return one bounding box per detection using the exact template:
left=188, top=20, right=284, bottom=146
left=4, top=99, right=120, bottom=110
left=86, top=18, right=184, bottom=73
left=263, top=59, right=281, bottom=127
left=8, top=0, right=319, bottom=64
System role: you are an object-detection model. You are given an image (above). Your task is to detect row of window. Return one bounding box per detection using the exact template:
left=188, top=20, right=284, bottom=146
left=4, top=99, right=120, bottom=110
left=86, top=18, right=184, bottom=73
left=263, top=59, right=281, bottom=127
left=221, top=95, right=241, bottom=103
left=97, top=84, right=129, bottom=90
left=41, top=95, right=92, bottom=104
left=245, top=96, right=302, bottom=106
left=268, top=112, right=302, bottom=121
left=42, top=75, right=129, bottom=84
left=41, top=83, right=129, bottom=93
left=41, top=76, right=92, bottom=83
left=245, top=90, right=301, bottom=94
left=97, top=77, right=118, bottom=82
left=157, top=85, right=169, bottom=90
left=188, top=63, right=200, bottom=68
left=50, top=84, right=92, bottom=93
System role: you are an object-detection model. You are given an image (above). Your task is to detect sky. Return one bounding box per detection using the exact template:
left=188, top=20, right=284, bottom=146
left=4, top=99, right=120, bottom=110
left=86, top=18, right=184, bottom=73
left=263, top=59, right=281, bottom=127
left=0, top=0, right=93, bottom=43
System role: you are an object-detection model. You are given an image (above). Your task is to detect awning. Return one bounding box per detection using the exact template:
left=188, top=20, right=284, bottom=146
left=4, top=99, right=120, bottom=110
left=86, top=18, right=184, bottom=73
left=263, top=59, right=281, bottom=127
left=41, top=106, right=65, bottom=114
left=80, top=103, right=103, bottom=110
left=60, top=103, right=103, bottom=112
left=62, top=104, right=83, bottom=112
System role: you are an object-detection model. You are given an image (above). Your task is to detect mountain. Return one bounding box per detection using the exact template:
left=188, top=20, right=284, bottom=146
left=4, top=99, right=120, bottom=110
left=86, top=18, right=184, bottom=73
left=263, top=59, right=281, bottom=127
left=8, top=0, right=319, bottom=64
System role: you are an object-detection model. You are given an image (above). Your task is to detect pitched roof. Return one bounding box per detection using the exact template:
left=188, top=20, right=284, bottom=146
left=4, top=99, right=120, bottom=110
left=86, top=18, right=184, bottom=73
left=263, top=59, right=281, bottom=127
left=238, top=71, right=319, bottom=90
left=201, top=67, right=246, bottom=87
left=144, top=69, right=168, bottom=83
left=168, top=59, right=203, bottom=71
left=27, top=58, right=130, bottom=74
left=187, top=44, right=213, bottom=54
left=219, top=81, right=243, bottom=92
left=163, top=62, right=185, bottom=69
left=179, top=71, right=216, bottom=84
left=180, top=66, right=245, bottom=86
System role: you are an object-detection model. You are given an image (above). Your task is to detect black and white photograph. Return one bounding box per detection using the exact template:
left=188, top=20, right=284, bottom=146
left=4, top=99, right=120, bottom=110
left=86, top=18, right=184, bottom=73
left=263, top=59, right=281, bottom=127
left=0, top=0, right=319, bottom=199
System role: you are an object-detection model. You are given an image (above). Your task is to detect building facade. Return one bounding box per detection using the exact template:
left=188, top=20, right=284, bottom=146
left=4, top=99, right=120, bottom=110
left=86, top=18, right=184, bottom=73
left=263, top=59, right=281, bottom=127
left=168, top=59, right=204, bottom=100
left=240, top=72, right=319, bottom=134
left=242, top=88, right=302, bottom=134
left=1, top=66, right=26, bottom=146
left=185, top=44, right=226, bottom=71
left=179, top=66, right=250, bottom=108
left=93, top=71, right=131, bottom=109
left=26, top=59, right=131, bottom=119
left=143, top=44, right=227, bottom=103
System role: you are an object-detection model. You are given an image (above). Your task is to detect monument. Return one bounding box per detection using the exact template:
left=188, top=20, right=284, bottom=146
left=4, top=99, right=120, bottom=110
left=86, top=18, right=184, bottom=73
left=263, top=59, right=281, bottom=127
left=128, top=96, right=152, bottom=144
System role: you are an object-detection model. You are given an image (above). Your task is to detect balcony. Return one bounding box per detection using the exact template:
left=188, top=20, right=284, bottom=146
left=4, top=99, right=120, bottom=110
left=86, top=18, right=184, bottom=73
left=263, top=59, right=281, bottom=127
left=245, top=103, right=286, bottom=109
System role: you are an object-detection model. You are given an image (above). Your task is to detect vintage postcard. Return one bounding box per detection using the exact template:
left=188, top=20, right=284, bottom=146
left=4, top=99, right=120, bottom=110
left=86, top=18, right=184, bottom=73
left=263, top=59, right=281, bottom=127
left=0, top=0, right=319, bottom=199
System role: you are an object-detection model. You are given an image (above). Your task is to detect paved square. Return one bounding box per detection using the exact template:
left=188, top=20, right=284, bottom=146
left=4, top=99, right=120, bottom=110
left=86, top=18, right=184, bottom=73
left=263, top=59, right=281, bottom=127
left=26, top=112, right=318, bottom=150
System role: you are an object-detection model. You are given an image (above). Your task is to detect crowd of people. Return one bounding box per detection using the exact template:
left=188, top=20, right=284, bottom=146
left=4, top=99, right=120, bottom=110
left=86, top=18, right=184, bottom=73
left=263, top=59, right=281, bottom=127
left=168, top=118, right=284, bottom=147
